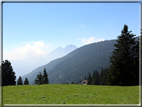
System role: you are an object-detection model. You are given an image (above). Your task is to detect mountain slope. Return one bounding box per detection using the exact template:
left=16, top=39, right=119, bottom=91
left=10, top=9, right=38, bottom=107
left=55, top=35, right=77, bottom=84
left=47, top=40, right=117, bottom=84
left=22, top=40, right=117, bottom=84
left=10, top=44, right=77, bottom=78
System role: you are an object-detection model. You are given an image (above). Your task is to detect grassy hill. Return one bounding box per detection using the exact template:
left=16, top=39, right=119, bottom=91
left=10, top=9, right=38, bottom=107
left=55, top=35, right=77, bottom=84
left=3, top=84, right=139, bottom=104
left=0, top=87, right=1, bottom=106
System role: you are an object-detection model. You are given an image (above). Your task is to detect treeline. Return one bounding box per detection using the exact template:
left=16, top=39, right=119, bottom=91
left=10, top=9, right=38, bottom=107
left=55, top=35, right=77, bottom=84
left=2, top=59, right=49, bottom=86
left=34, top=68, right=49, bottom=85
left=17, top=76, right=29, bottom=85
left=64, top=68, right=108, bottom=85
left=86, top=68, right=108, bottom=85
left=2, top=60, right=30, bottom=86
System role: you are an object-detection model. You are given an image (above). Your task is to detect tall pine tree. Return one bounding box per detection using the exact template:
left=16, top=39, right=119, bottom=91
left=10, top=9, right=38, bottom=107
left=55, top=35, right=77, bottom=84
left=84, top=76, right=87, bottom=80
left=92, top=70, right=100, bottom=85
left=34, top=72, right=43, bottom=85
left=17, top=76, right=23, bottom=85
left=24, top=78, right=29, bottom=85
left=87, top=72, right=92, bottom=85
left=140, top=29, right=142, bottom=86
left=34, top=68, right=49, bottom=85
left=101, top=68, right=108, bottom=85
left=106, top=25, right=139, bottom=86
left=43, top=68, right=49, bottom=84
left=100, top=67, right=103, bottom=85
left=2, top=60, right=16, bottom=86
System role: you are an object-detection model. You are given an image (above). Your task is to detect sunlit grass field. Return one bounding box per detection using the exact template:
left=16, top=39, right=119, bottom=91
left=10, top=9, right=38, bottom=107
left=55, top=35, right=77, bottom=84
left=3, top=84, right=139, bottom=104
left=0, top=87, right=1, bottom=107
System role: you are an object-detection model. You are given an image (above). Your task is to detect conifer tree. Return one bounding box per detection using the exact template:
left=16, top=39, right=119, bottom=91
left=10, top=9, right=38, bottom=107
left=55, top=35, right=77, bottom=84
left=2, top=60, right=16, bottom=86
left=71, top=82, right=74, bottom=84
left=92, top=72, right=95, bottom=85
left=87, top=72, right=92, bottom=85
left=34, top=69, right=49, bottom=85
left=84, top=76, right=87, bottom=80
left=92, top=70, right=100, bottom=85
left=34, top=72, right=43, bottom=85
left=101, top=68, right=108, bottom=85
left=100, top=67, right=103, bottom=85
left=17, top=76, right=23, bottom=85
left=106, top=25, right=139, bottom=86
left=139, top=29, right=142, bottom=86
left=43, top=68, right=49, bottom=84
left=24, top=78, right=29, bottom=85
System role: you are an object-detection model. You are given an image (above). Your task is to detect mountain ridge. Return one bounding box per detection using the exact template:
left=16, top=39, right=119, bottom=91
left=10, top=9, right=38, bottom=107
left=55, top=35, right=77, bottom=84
left=22, top=39, right=117, bottom=84
left=10, top=44, right=77, bottom=78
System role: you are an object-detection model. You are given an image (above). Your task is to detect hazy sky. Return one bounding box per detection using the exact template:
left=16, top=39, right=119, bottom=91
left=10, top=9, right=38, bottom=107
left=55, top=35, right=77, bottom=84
left=3, top=3, right=139, bottom=61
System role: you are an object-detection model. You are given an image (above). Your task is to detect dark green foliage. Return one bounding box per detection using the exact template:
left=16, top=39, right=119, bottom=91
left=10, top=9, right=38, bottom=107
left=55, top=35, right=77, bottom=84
left=34, top=68, right=49, bottom=85
left=92, top=70, right=100, bottom=85
left=139, top=29, right=142, bottom=86
left=66, top=82, right=68, bottom=84
left=84, top=76, right=87, bottom=80
left=2, top=60, right=16, bottom=86
left=99, top=68, right=108, bottom=85
left=17, top=76, right=23, bottom=85
left=34, top=72, right=43, bottom=85
left=85, top=68, right=108, bottom=85
left=17, top=77, right=23, bottom=85
left=24, top=78, right=29, bottom=85
left=71, top=82, right=74, bottom=84
left=106, top=25, right=139, bottom=86
left=101, top=68, right=108, bottom=85
left=87, top=72, right=92, bottom=85
left=100, top=68, right=103, bottom=85
left=43, top=68, right=49, bottom=84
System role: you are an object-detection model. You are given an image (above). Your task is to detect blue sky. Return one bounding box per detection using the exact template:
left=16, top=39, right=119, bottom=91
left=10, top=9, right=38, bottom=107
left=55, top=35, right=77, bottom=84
left=3, top=3, right=139, bottom=61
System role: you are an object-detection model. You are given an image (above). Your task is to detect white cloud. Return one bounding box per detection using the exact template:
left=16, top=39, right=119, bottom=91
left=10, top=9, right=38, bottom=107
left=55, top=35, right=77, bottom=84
left=4, top=41, right=50, bottom=60
left=78, top=37, right=104, bottom=45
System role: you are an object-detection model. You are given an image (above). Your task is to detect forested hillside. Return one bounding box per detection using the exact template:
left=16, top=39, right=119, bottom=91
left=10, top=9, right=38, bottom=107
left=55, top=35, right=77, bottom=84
left=22, top=39, right=117, bottom=84
left=47, top=40, right=117, bottom=84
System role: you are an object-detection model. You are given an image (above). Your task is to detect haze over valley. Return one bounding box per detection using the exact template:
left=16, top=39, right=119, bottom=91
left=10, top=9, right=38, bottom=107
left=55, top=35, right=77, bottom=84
left=22, top=39, right=117, bottom=84
left=9, top=44, right=77, bottom=78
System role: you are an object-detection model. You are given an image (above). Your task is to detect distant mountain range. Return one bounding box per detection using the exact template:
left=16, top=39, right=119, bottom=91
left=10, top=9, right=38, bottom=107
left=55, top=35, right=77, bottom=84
left=22, top=39, right=118, bottom=84
left=10, top=44, right=77, bottom=78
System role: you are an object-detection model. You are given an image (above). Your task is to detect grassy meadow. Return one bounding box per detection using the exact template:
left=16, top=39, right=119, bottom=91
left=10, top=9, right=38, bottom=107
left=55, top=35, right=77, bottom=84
left=0, top=87, right=1, bottom=106
left=3, top=84, right=139, bottom=104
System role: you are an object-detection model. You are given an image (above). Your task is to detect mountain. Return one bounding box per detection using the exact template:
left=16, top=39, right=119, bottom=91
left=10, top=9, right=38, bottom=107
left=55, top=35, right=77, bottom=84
left=22, top=39, right=117, bottom=84
left=10, top=44, right=77, bottom=79
left=45, top=44, right=77, bottom=62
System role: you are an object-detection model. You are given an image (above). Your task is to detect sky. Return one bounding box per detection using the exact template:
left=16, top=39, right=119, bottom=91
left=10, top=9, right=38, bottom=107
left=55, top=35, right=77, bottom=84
left=3, top=3, right=139, bottom=61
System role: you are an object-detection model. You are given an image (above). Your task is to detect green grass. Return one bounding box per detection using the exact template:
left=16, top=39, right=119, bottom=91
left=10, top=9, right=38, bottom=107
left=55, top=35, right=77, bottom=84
left=3, top=84, right=139, bottom=104
left=0, top=86, right=1, bottom=107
